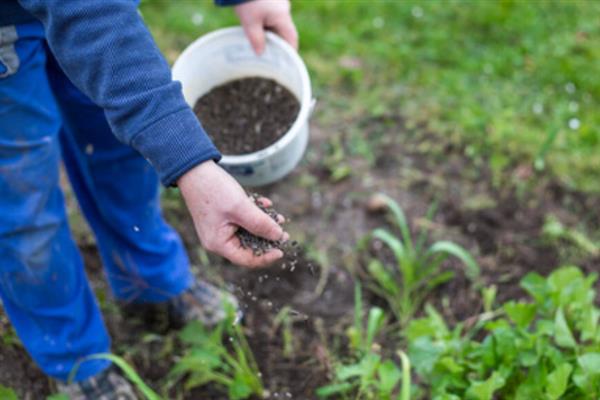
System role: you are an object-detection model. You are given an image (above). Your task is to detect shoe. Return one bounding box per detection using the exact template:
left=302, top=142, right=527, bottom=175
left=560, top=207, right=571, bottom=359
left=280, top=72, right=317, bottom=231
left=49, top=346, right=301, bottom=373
left=167, top=279, right=242, bottom=328
left=56, top=365, right=138, bottom=400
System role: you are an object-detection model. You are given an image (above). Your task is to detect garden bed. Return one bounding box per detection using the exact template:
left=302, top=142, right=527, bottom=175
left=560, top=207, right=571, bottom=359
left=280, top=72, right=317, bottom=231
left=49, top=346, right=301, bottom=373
left=1, top=114, right=598, bottom=399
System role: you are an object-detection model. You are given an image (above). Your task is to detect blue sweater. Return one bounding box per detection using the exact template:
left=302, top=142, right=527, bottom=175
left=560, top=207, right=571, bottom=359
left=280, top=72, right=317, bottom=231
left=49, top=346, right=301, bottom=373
left=3, top=0, right=247, bottom=186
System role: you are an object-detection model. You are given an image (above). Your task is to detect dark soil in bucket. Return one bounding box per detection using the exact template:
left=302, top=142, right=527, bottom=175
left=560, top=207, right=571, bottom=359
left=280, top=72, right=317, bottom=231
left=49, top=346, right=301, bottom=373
left=193, top=77, right=300, bottom=155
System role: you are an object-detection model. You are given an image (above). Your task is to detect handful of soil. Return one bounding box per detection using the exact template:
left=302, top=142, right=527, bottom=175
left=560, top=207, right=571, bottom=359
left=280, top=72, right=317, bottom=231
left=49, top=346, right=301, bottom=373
left=236, top=194, right=296, bottom=257
left=193, top=77, right=300, bottom=155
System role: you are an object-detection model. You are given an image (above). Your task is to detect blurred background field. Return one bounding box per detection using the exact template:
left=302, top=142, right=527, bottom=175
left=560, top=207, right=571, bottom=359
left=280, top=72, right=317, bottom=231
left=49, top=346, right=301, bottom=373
left=142, top=0, right=600, bottom=193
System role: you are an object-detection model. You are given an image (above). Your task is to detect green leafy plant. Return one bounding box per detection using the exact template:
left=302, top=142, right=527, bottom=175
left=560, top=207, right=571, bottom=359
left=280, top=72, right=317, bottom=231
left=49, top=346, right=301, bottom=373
left=46, top=395, right=69, bottom=400
left=543, top=214, right=599, bottom=257
left=317, top=284, right=411, bottom=400
left=323, top=136, right=352, bottom=182
left=407, top=266, right=600, bottom=400
left=168, top=307, right=264, bottom=400
left=0, top=384, right=18, bottom=400
left=272, top=306, right=296, bottom=358
left=363, top=193, right=480, bottom=325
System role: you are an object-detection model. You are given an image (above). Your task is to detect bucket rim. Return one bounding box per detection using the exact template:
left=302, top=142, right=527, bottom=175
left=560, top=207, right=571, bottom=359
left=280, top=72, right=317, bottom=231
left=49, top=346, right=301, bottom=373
left=173, top=26, right=312, bottom=165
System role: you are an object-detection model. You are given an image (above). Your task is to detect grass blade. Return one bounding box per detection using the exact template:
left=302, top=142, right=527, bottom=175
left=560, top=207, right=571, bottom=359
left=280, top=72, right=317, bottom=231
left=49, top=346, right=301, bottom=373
left=414, top=200, right=438, bottom=255
left=378, top=194, right=414, bottom=252
left=397, top=350, right=411, bottom=400
left=365, top=307, right=385, bottom=351
left=372, top=228, right=414, bottom=285
left=367, top=259, right=400, bottom=297
left=428, top=241, right=480, bottom=281
left=71, top=353, right=161, bottom=400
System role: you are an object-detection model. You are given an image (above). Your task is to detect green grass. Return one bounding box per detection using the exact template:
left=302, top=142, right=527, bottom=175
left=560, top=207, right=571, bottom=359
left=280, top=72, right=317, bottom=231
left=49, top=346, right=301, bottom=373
left=141, top=0, right=600, bottom=193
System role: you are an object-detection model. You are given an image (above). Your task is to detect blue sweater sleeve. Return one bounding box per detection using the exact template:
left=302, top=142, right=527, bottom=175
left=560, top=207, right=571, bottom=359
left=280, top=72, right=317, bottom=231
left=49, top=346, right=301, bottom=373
left=17, top=0, right=221, bottom=186
left=215, top=0, right=252, bottom=5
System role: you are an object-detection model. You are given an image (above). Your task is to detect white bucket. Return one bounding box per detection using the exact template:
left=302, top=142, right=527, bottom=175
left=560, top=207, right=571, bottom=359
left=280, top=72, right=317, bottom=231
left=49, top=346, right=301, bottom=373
left=172, top=27, right=313, bottom=186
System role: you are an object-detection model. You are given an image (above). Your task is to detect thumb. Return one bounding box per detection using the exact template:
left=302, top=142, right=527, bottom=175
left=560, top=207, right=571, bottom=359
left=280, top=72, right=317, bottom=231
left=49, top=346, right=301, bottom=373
left=243, top=21, right=266, bottom=55
left=232, top=201, right=285, bottom=242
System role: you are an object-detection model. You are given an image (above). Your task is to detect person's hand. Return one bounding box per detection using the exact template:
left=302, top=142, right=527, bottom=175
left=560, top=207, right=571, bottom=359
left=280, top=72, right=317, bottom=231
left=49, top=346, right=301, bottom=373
left=178, top=160, right=288, bottom=268
left=235, top=0, right=298, bottom=54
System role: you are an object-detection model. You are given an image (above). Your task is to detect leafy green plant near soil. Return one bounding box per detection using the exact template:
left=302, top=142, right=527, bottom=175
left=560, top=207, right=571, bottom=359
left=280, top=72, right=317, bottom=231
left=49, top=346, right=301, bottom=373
left=543, top=214, right=599, bottom=257
left=168, top=307, right=264, bottom=400
left=363, top=194, right=480, bottom=325
left=407, top=266, right=600, bottom=400
left=317, top=284, right=410, bottom=400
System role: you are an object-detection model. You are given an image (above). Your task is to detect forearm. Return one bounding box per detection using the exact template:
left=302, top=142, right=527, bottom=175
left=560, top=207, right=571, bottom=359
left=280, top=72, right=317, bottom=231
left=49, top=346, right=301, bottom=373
left=18, top=0, right=220, bottom=185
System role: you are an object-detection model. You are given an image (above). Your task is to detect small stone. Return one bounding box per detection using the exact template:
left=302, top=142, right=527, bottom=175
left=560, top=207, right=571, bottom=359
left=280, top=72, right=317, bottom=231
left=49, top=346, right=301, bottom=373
left=366, top=193, right=389, bottom=213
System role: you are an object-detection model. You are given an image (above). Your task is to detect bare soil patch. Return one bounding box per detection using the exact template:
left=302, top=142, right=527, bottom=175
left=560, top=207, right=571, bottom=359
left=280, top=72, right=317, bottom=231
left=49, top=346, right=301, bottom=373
left=1, top=115, right=598, bottom=398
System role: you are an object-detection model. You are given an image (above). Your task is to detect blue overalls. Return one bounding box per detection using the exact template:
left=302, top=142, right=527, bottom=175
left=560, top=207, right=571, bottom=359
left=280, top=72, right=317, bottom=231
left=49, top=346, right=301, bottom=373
left=0, top=21, right=193, bottom=382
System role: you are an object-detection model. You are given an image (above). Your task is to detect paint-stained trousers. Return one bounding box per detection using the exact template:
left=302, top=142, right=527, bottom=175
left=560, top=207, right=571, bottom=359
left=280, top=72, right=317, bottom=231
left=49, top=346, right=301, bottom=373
left=0, top=22, right=193, bottom=382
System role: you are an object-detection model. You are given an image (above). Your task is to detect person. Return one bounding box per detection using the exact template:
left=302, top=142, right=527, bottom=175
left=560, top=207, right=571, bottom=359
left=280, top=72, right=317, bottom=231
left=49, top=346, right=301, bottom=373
left=0, top=0, right=298, bottom=398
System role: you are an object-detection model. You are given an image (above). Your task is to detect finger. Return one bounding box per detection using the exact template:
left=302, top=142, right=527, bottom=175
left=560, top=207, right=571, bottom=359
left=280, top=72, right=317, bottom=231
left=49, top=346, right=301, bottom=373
left=221, top=240, right=284, bottom=268
left=270, top=15, right=298, bottom=50
left=232, top=200, right=286, bottom=241
left=276, top=213, right=286, bottom=224
left=254, top=196, right=272, bottom=207
left=253, top=197, right=286, bottom=224
left=242, top=21, right=266, bottom=55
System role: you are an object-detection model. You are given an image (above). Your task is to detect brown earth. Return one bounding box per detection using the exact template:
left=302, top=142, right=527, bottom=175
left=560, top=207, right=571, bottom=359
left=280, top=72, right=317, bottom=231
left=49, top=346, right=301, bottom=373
left=1, top=114, right=598, bottom=399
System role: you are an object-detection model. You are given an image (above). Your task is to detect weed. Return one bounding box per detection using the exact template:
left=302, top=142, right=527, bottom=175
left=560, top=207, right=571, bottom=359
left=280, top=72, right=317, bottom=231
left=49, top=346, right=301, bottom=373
left=317, top=284, right=410, bottom=399
left=543, top=214, right=599, bottom=257
left=323, top=136, right=352, bottom=182
left=168, top=305, right=264, bottom=399
left=0, top=384, right=17, bottom=400
left=0, top=320, right=19, bottom=348
left=407, top=266, right=600, bottom=399
left=362, top=193, right=480, bottom=325
left=272, top=306, right=296, bottom=358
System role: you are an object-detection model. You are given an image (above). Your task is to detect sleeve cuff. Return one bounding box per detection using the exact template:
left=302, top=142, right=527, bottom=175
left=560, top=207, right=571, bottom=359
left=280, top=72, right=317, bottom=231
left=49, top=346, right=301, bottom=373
left=131, top=108, right=222, bottom=186
left=214, top=0, right=253, bottom=6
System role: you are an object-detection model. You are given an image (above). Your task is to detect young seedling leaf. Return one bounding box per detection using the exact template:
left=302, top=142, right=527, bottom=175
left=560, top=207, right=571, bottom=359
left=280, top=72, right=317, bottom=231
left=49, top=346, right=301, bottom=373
left=578, top=353, right=600, bottom=375
left=520, top=272, right=547, bottom=305
left=377, top=193, right=414, bottom=251
left=365, top=307, right=385, bottom=351
left=367, top=259, right=400, bottom=296
left=504, top=301, right=537, bottom=328
left=0, top=385, right=18, bottom=400
left=315, top=382, right=354, bottom=398
left=397, top=350, right=412, bottom=400
left=428, top=241, right=480, bottom=281
left=465, top=371, right=506, bottom=400
left=46, top=395, right=69, bottom=400
left=545, top=362, right=573, bottom=400
left=554, top=307, right=577, bottom=349
left=229, top=372, right=254, bottom=400
left=377, top=360, right=402, bottom=396
left=372, top=228, right=407, bottom=267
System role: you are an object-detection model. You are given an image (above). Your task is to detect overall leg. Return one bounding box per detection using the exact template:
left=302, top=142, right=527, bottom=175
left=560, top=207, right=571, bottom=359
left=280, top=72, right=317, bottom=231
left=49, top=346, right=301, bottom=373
left=0, top=22, right=109, bottom=381
left=46, top=53, right=193, bottom=304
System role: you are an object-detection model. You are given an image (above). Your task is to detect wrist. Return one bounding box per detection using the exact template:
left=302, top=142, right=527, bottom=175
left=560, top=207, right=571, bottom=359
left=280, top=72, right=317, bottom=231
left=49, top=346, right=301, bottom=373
left=177, top=160, right=217, bottom=190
